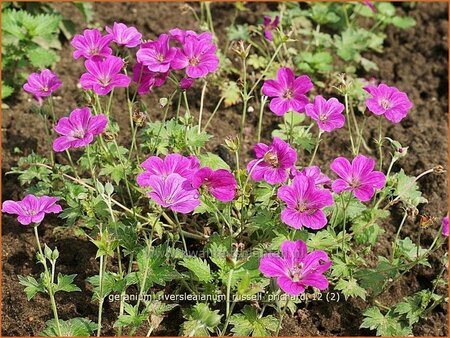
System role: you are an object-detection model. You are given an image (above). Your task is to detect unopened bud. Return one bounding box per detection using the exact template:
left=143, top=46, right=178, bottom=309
left=225, top=136, right=240, bottom=152
left=231, top=40, right=251, bottom=59
left=103, top=131, right=114, bottom=142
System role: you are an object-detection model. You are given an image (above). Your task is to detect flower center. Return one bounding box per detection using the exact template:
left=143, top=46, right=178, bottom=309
left=263, top=151, right=279, bottom=167
left=164, top=197, right=174, bottom=204
left=319, top=113, right=328, bottom=122
left=89, top=47, right=99, bottom=55
left=288, top=263, right=304, bottom=282
left=379, top=98, right=391, bottom=110
left=349, top=177, right=361, bottom=189
left=42, top=86, right=49, bottom=92
left=283, top=88, right=294, bottom=99
left=72, top=128, right=86, bottom=139
left=296, top=201, right=308, bottom=212
left=189, top=56, right=200, bottom=66
left=99, top=76, right=111, bottom=87
left=157, top=54, right=165, bottom=62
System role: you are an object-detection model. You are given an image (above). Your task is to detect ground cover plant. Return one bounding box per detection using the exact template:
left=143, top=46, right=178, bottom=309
left=1, top=1, right=448, bottom=337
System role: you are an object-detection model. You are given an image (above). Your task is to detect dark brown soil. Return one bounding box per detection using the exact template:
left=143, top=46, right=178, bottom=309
left=1, top=2, right=448, bottom=337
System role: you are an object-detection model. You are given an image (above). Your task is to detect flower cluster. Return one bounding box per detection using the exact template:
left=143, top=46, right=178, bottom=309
left=137, top=154, right=237, bottom=214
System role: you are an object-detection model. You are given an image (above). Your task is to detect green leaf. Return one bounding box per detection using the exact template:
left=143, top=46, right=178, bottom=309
left=360, top=307, right=412, bottom=336
left=391, top=16, right=416, bottom=29
left=221, top=81, right=241, bottom=107
left=393, top=169, right=428, bottom=207
left=307, top=230, right=338, bottom=251
left=114, top=303, right=148, bottom=329
left=227, top=24, right=250, bottom=41
left=27, top=46, right=58, bottom=68
left=395, top=237, right=429, bottom=266
left=181, top=303, right=222, bottom=336
left=18, top=275, right=46, bottom=300
left=230, top=306, right=277, bottom=336
left=2, top=82, right=13, bottom=99
left=355, top=256, right=399, bottom=295
left=99, top=164, right=126, bottom=185
left=54, top=273, right=81, bottom=293
left=179, top=256, right=212, bottom=283
left=40, top=318, right=97, bottom=336
left=335, top=277, right=367, bottom=300
left=199, top=152, right=230, bottom=170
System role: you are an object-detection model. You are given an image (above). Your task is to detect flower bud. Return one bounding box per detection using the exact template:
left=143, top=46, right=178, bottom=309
left=231, top=40, right=251, bottom=59
left=225, top=136, right=240, bottom=152
left=180, top=78, right=194, bottom=90
left=419, top=215, right=435, bottom=229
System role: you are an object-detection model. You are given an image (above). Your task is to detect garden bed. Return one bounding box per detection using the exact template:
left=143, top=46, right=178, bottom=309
left=1, top=2, right=448, bottom=336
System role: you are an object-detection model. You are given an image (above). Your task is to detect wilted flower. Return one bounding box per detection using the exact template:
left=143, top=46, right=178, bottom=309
left=145, top=173, right=200, bottom=214
left=2, top=195, right=62, bottom=225
left=136, top=34, right=177, bottom=73
left=247, top=137, right=297, bottom=185
left=180, top=77, right=195, bottom=90
left=364, top=83, right=413, bottom=123
left=192, top=167, right=237, bottom=202
left=262, top=67, right=313, bottom=116
left=137, top=154, right=200, bottom=187
left=263, top=15, right=279, bottom=41
left=80, top=55, right=131, bottom=95
left=171, top=36, right=219, bottom=78
left=278, top=175, right=333, bottom=230
left=259, top=240, right=331, bottom=295
left=330, top=155, right=386, bottom=202
left=106, top=22, right=142, bottom=48
left=442, top=216, right=448, bottom=237
left=292, top=165, right=331, bottom=187
left=305, top=96, right=345, bottom=132
left=71, top=28, right=112, bottom=60
left=53, top=107, right=108, bottom=152
left=169, top=28, right=212, bottom=44
left=132, top=63, right=168, bottom=95
left=23, top=69, right=62, bottom=104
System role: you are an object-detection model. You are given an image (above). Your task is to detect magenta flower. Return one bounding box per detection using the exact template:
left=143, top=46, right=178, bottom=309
left=53, top=107, right=108, bottom=152
left=80, top=56, right=131, bottom=95
left=132, top=63, right=168, bottom=95
left=292, top=166, right=331, bottom=187
left=71, top=28, right=112, bottom=60
left=23, top=69, right=62, bottom=104
left=106, top=22, right=142, bottom=48
left=2, top=195, right=62, bottom=225
left=263, top=16, right=279, bottom=41
left=169, top=28, right=212, bottom=44
left=442, top=216, right=448, bottom=237
left=247, top=137, right=297, bottom=185
left=364, top=84, right=413, bottom=124
left=262, top=67, right=313, bottom=116
left=136, top=34, right=177, bottom=73
left=192, top=167, right=237, bottom=202
left=259, top=240, right=331, bottom=295
left=330, top=155, right=386, bottom=202
left=171, top=36, right=219, bottom=78
left=278, top=175, right=333, bottom=230
left=137, top=154, right=199, bottom=187
left=145, top=173, right=200, bottom=214
left=180, top=77, right=194, bottom=90
left=305, top=96, right=345, bottom=132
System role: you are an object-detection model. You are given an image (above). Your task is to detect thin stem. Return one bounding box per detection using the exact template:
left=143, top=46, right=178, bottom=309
left=391, top=209, right=408, bottom=261
left=257, top=96, right=268, bottom=143
left=198, top=81, right=207, bottom=133
left=96, top=254, right=107, bottom=337
left=225, top=268, right=234, bottom=318
left=65, top=150, right=79, bottom=178
left=344, top=93, right=356, bottom=155
left=239, top=56, right=248, bottom=143
left=275, top=297, right=290, bottom=336
left=377, top=118, right=383, bottom=170
left=106, top=88, right=114, bottom=115
left=34, top=226, right=62, bottom=336
left=174, top=213, right=188, bottom=252
left=309, top=130, right=323, bottom=166
left=203, top=96, right=224, bottom=131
